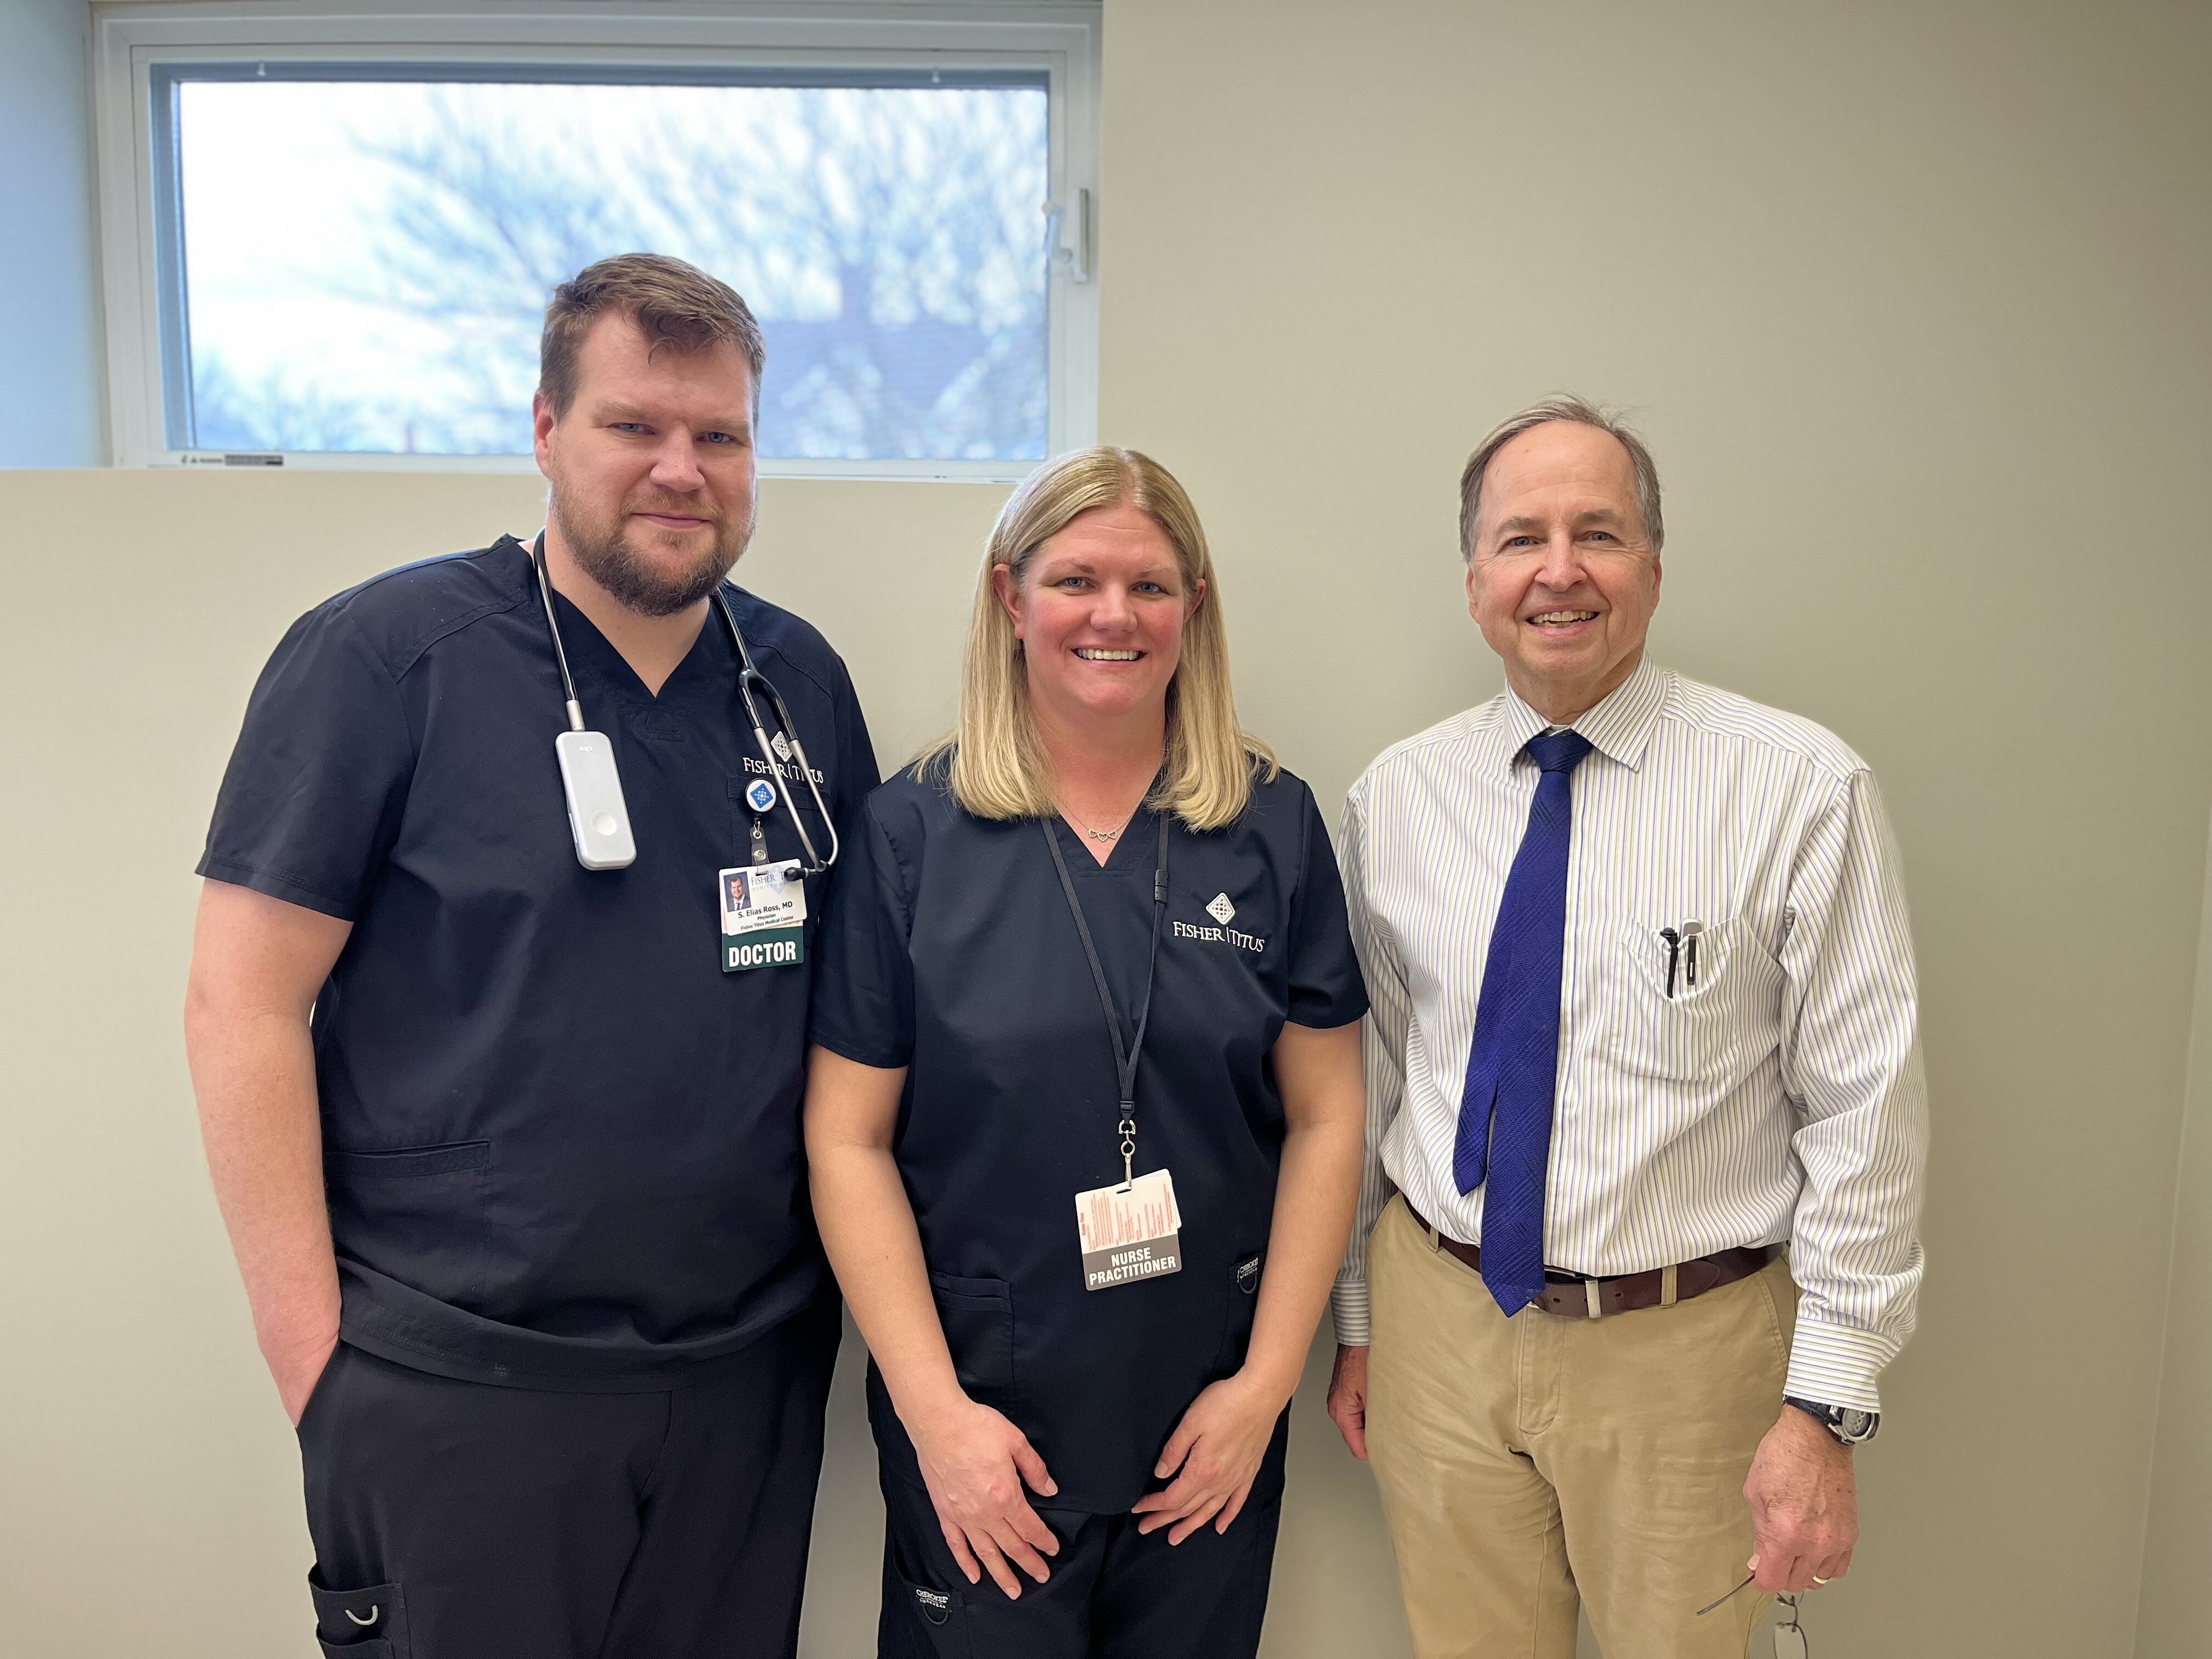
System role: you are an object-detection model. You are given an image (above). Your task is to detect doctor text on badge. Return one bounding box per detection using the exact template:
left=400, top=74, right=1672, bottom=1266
left=718, top=861, right=807, bottom=973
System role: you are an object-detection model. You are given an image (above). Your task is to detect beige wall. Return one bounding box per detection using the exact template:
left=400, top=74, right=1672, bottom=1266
left=2136, top=809, right=2212, bottom=1658
left=5, top=2, right=2211, bottom=1657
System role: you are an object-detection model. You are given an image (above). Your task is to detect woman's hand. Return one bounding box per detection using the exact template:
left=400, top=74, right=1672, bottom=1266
left=907, top=1395, right=1062, bottom=1599
left=1130, top=1369, right=1288, bottom=1543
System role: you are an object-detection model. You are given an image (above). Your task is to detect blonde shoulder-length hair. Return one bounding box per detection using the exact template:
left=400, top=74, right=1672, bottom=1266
left=920, top=447, right=1276, bottom=832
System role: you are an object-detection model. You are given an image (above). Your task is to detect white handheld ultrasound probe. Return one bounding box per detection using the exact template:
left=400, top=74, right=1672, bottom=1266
left=533, top=537, right=637, bottom=871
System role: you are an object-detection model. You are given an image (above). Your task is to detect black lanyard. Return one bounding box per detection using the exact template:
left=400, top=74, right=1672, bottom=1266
left=1042, top=812, right=1170, bottom=1187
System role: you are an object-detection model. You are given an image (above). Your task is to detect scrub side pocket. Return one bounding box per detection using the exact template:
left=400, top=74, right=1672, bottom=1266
left=880, top=1469, right=979, bottom=1659
left=886, top=1569, right=975, bottom=1659
left=929, top=1272, right=1015, bottom=1396
left=323, top=1141, right=493, bottom=1306
left=1211, top=1251, right=1265, bottom=1378
left=294, top=1339, right=350, bottom=1437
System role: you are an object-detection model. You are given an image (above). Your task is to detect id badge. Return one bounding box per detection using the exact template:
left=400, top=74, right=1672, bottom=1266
left=718, top=861, right=807, bottom=972
left=1074, top=1167, right=1184, bottom=1290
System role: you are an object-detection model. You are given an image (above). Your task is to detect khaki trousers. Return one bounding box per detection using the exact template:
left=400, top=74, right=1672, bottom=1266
left=1367, top=1196, right=1797, bottom=1659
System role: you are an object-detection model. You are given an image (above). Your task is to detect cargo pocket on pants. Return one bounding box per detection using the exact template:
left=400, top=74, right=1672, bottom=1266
left=896, top=1571, right=973, bottom=1657
left=309, top=1568, right=409, bottom=1657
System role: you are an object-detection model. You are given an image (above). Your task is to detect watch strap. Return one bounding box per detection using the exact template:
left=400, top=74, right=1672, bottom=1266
left=1784, top=1395, right=1880, bottom=1446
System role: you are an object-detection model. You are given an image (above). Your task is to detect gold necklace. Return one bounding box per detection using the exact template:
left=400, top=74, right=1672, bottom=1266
left=1059, top=801, right=1135, bottom=843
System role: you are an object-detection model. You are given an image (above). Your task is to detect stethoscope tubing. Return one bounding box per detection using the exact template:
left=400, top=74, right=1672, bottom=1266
left=532, top=534, right=838, bottom=875
left=715, top=586, right=839, bottom=876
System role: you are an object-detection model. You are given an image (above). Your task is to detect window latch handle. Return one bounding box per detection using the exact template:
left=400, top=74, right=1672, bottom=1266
left=1046, top=187, right=1093, bottom=284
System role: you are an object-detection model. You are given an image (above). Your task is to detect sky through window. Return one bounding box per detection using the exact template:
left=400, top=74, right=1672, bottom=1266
left=176, top=79, right=1051, bottom=461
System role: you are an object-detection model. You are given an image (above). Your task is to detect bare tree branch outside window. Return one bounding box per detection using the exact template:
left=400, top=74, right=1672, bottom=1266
left=184, top=82, right=1051, bottom=460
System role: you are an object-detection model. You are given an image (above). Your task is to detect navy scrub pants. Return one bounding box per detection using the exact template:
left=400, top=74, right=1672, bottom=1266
left=874, top=1449, right=1285, bottom=1659
left=296, top=1305, right=838, bottom=1659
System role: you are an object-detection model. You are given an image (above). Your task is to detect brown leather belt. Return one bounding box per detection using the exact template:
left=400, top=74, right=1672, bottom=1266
left=1402, top=1199, right=1779, bottom=1319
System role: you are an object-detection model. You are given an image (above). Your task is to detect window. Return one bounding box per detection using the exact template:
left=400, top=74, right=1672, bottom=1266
left=93, top=4, right=1101, bottom=478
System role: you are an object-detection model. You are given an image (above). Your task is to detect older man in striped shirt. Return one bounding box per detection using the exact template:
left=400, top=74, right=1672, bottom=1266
left=1325, top=398, right=1927, bottom=1659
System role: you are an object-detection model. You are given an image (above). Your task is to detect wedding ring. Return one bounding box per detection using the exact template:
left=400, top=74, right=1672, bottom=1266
left=1811, top=1576, right=1831, bottom=1586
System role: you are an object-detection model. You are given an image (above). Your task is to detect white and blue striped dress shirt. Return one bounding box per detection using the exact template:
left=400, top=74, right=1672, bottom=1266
left=1333, top=657, right=1927, bottom=1410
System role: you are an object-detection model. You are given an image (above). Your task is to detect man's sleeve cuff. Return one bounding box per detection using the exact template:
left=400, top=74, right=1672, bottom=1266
left=1784, top=1319, right=1897, bottom=1414
left=1331, top=1280, right=1372, bottom=1348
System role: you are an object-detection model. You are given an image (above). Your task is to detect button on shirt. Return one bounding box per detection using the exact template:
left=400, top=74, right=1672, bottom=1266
left=198, top=538, right=878, bottom=1390
left=1332, top=659, right=1927, bottom=1410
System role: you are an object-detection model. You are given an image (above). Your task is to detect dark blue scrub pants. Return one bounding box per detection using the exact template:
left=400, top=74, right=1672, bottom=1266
left=875, top=1454, right=1284, bottom=1659
left=296, top=1306, right=838, bottom=1659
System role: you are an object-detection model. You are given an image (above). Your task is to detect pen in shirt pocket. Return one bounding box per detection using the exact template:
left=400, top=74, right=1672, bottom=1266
left=1657, top=921, right=1706, bottom=997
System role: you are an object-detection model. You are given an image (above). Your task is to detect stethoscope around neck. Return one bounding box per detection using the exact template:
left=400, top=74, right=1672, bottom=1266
left=528, top=533, right=838, bottom=876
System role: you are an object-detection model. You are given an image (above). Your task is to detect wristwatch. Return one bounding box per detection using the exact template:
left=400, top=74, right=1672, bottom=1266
left=1784, top=1396, right=1880, bottom=1446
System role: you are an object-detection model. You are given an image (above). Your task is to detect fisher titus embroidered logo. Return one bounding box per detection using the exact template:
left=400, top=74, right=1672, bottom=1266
left=1176, top=893, right=1266, bottom=953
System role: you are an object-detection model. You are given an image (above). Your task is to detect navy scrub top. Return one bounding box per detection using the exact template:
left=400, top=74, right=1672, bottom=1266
left=809, top=763, right=1367, bottom=1511
left=199, top=535, right=878, bottom=1391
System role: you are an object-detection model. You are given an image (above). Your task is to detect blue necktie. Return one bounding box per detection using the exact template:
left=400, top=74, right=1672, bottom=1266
left=1456, top=729, right=1595, bottom=1316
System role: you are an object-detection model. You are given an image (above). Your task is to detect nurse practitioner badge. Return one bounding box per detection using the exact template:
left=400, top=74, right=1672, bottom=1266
left=1074, top=1168, right=1184, bottom=1290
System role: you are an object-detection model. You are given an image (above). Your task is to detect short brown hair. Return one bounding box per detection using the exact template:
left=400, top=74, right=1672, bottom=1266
left=539, top=253, right=767, bottom=419
left=1459, top=395, right=1664, bottom=560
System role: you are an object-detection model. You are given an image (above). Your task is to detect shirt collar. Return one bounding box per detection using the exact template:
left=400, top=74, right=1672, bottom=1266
left=1491, top=655, right=1668, bottom=775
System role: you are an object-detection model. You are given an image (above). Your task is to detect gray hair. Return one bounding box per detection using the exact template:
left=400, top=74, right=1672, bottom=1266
left=1458, top=396, right=1664, bottom=561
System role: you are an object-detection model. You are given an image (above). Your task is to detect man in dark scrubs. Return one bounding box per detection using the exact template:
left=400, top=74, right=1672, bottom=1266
left=183, top=253, right=876, bottom=1659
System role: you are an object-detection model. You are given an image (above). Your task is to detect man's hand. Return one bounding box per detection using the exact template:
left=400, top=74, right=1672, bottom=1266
left=1744, top=1404, right=1857, bottom=1592
left=1326, top=1343, right=1370, bottom=1460
left=185, top=881, right=351, bottom=1429
left=273, top=1329, right=341, bottom=1426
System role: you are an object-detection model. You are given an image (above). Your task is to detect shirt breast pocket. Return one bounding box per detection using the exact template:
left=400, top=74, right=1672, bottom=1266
left=1609, top=916, right=1775, bottom=1089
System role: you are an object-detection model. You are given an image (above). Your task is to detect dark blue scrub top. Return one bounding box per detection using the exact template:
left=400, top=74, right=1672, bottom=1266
left=809, top=763, right=1367, bottom=1511
left=199, top=536, right=878, bottom=1391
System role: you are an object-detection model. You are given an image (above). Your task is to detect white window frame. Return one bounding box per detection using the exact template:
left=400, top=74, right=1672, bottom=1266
left=91, top=0, right=1101, bottom=480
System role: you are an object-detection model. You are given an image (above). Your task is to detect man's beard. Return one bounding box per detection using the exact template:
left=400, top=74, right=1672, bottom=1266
left=549, top=481, right=753, bottom=618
